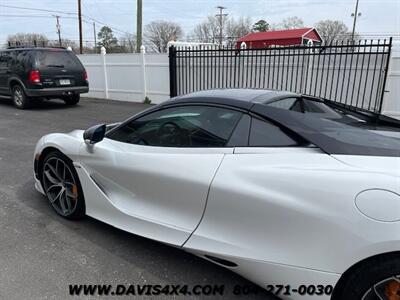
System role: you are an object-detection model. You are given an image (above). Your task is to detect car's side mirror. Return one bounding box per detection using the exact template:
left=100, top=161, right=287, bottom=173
left=83, top=124, right=106, bottom=145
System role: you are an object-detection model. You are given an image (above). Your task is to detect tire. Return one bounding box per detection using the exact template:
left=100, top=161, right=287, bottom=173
left=12, top=85, right=31, bottom=109
left=332, top=253, right=400, bottom=300
left=41, top=151, right=85, bottom=220
left=63, top=94, right=80, bottom=106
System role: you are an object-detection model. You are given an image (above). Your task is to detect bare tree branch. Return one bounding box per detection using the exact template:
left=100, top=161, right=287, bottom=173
left=145, top=20, right=183, bottom=53
left=315, top=20, right=355, bottom=44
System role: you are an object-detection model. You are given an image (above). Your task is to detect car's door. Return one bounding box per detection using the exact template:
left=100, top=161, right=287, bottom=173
left=186, top=115, right=343, bottom=267
left=78, top=104, right=244, bottom=245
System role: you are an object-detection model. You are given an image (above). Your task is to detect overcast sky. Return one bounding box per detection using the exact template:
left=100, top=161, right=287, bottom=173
left=0, top=0, right=398, bottom=44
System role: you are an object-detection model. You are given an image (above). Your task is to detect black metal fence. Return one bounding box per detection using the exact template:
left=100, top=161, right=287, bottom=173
left=169, top=38, right=392, bottom=114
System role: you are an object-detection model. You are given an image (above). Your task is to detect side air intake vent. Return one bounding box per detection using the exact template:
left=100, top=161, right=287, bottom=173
left=204, top=255, right=238, bottom=268
left=90, top=173, right=109, bottom=197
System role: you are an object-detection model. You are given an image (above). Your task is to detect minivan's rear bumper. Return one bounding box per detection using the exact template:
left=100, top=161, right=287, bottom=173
left=25, top=86, right=89, bottom=97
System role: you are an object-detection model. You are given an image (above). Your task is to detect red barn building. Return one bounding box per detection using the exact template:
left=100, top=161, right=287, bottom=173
left=237, top=28, right=323, bottom=48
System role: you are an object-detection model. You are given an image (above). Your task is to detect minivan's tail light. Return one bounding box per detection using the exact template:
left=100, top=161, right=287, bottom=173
left=29, top=70, right=41, bottom=83
left=84, top=70, right=88, bottom=82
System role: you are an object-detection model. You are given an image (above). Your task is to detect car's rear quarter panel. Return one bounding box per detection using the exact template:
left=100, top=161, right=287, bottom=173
left=185, top=149, right=400, bottom=290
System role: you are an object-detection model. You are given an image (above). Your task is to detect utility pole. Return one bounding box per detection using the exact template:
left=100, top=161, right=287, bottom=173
left=136, top=0, right=142, bottom=53
left=351, top=0, right=361, bottom=41
left=93, top=22, right=97, bottom=53
left=216, top=6, right=228, bottom=46
left=78, top=0, right=83, bottom=54
left=55, top=15, right=62, bottom=47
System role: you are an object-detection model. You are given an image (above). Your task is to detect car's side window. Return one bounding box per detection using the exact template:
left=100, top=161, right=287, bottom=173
left=108, top=105, right=243, bottom=147
left=249, top=117, right=299, bottom=147
left=0, top=52, right=12, bottom=69
left=14, top=51, right=30, bottom=70
left=227, top=114, right=251, bottom=147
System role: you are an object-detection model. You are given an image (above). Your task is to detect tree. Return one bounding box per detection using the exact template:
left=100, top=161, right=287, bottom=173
left=272, top=16, right=304, bottom=30
left=119, top=33, right=136, bottom=53
left=97, top=26, right=118, bottom=51
left=225, top=17, right=253, bottom=46
left=49, top=39, right=78, bottom=50
left=144, top=20, right=183, bottom=53
left=315, top=20, right=352, bottom=44
left=7, top=33, right=48, bottom=47
left=253, top=19, right=269, bottom=32
left=189, top=16, right=220, bottom=44
left=189, top=16, right=251, bottom=46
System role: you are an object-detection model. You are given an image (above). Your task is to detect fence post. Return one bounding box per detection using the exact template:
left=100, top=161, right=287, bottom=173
left=101, top=46, right=109, bottom=99
left=305, top=42, right=314, bottom=94
left=378, top=37, right=393, bottom=114
left=140, top=45, right=147, bottom=101
left=169, top=46, right=178, bottom=97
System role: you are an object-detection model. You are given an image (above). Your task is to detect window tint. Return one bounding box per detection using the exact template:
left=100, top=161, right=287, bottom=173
left=268, top=98, right=302, bottom=112
left=249, top=118, right=299, bottom=147
left=227, top=114, right=251, bottom=147
left=0, top=52, right=12, bottom=68
left=108, top=106, right=243, bottom=147
left=267, top=98, right=345, bottom=119
left=35, top=50, right=80, bottom=69
left=16, top=51, right=32, bottom=69
left=316, top=118, right=400, bottom=154
left=302, top=99, right=341, bottom=118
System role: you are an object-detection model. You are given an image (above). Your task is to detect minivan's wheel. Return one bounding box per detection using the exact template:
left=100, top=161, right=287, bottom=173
left=332, top=253, right=400, bottom=300
left=63, top=94, right=80, bottom=105
left=41, top=151, right=85, bottom=219
left=12, top=85, right=31, bottom=109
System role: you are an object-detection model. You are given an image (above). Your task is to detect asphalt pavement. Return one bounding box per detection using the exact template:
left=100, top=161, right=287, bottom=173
left=0, top=97, right=276, bottom=300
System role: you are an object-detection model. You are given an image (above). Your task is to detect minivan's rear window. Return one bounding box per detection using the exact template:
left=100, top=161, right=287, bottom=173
left=35, top=50, right=81, bottom=69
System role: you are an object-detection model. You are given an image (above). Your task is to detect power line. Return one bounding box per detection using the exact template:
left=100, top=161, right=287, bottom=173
left=0, top=4, right=131, bottom=35
left=0, top=4, right=77, bottom=16
left=0, top=14, right=55, bottom=18
left=80, top=15, right=130, bottom=35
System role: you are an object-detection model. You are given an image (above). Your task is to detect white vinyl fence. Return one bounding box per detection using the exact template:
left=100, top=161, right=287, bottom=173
left=382, top=50, right=400, bottom=119
left=77, top=46, right=400, bottom=119
left=78, top=47, right=170, bottom=104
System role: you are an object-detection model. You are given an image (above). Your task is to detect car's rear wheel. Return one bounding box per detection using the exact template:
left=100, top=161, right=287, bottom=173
left=63, top=94, right=80, bottom=105
left=12, top=85, right=31, bottom=109
left=41, top=151, right=85, bottom=219
left=332, top=253, right=400, bottom=300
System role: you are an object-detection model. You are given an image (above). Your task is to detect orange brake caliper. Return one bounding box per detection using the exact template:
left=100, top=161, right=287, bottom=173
left=385, top=280, right=400, bottom=300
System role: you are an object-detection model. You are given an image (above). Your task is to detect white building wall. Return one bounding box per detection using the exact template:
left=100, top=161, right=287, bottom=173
left=382, top=51, right=400, bottom=119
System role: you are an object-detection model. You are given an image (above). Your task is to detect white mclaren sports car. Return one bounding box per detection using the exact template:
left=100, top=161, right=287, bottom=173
left=33, top=89, right=400, bottom=300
